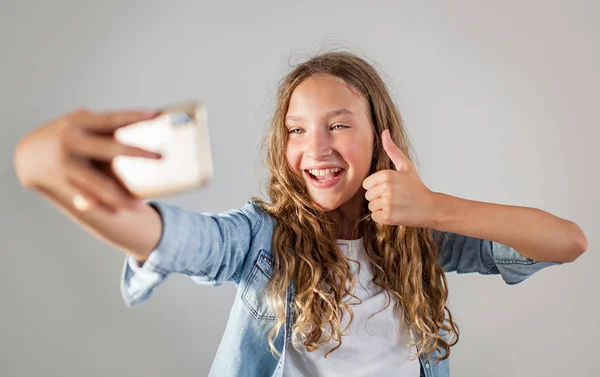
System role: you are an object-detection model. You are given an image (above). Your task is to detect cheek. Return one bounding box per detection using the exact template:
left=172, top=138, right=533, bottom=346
left=285, top=145, right=301, bottom=173
left=347, top=145, right=373, bottom=176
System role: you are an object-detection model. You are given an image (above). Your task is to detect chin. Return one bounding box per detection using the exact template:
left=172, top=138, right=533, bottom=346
left=309, top=197, right=343, bottom=212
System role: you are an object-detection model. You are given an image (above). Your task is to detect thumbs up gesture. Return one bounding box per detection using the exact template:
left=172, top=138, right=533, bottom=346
left=362, top=129, right=438, bottom=227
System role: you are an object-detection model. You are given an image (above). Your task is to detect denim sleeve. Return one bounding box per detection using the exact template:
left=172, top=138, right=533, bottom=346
left=120, top=200, right=263, bottom=307
left=434, top=230, right=561, bottom=285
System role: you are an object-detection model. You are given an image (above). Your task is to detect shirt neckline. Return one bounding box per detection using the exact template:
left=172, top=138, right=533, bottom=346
left=335, top=237, right=364, bottom=248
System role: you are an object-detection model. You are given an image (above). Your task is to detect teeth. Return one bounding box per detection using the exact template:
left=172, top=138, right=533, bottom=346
left=308, top=168, right=341, bottom=176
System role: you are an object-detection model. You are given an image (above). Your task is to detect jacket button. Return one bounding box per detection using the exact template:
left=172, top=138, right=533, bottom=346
left=289, top=302, right=295, bottom=309
left=425, top=362, right=430, bottom=369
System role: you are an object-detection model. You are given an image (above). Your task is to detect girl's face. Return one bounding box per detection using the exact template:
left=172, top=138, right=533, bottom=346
left=285, top=74, right=375, bottom=212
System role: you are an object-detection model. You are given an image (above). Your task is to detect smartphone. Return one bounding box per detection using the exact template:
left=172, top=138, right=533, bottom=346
left=112, top=101, right=213, bottom=199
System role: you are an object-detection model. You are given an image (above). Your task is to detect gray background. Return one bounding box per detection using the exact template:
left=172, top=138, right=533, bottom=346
left=1, top=0, right=598, bottom=376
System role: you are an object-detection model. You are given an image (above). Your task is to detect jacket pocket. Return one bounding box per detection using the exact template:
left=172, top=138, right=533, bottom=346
left=241, top=249, right=277, bottom=321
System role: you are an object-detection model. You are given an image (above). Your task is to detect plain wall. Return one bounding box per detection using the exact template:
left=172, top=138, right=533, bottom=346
left=1, top=0, right=598, bottom=376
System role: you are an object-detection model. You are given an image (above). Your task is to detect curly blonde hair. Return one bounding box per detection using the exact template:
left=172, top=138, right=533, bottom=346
left=251, top=51, right=459, bottom=364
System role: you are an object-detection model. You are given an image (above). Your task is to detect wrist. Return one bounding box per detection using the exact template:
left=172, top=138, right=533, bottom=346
left=429, top=192, right=457, bottom=230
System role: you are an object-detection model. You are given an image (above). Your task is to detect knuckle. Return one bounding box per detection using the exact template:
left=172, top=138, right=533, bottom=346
left=65, top=163, right=87, bottom=184
left=68, top=108, right=90, bottom=120
left=65, top=175, right=77, bottom=187
left=99, top=189, right=121, bottom=207
left=60, top=129, right=76, bottom=150
left=108, top=181, right=129, bottom=202
left=103, top=180, right=123, bottom=199
left=104, top=113, right=118, bottom=125
left=56, top=117, right=72, bottom=131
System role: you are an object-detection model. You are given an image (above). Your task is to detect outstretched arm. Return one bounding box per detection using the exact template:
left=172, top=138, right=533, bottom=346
left=362, top=129, right=587, bottom=264
left=429, top=193, right=587, bottom=263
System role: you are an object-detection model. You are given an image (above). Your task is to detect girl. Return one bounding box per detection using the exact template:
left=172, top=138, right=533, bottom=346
left=13, top=52, right=587, bottom=377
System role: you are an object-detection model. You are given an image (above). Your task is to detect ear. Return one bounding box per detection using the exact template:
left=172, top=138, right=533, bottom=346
left=382, top=129, right=410, bottom=171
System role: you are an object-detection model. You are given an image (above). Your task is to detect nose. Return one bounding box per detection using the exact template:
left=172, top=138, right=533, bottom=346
left=305, top=128, right=333, bottom=160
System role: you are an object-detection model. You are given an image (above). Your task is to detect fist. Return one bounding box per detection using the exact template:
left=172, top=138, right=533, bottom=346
left=362, top=129, right=437, bottom=227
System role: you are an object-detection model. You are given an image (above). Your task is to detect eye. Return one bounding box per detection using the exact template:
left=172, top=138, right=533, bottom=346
left=331, top=124, right=349, bottom=130
left=287, top=128, right=302, bottom=134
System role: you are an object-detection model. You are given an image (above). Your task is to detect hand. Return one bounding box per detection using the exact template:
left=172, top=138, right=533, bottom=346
left=13, top=108, right=162, bottom=213
left=362, top=129, right=437, bottom=227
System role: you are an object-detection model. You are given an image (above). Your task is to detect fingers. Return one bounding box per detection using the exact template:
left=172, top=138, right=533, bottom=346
left=69, top=182, right=127, bottom=214
left=68, top=109, right=161, bottom=132
left=65, top=159, right=138, bottom=211
left=63, top=132, right=162, bottom=161
left=64, top=181, right=116, bottom=214
left=55, top=107, right=159, bottom=212
left=363, top=170, right=395, bottom=191
left=365, top=184, right=390, bottom=202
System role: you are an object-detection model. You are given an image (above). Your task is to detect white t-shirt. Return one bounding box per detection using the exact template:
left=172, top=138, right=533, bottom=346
left=282, top=238, right=420, bottom=377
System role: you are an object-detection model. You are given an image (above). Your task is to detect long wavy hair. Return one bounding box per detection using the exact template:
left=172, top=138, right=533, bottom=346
left=251, top=51, right=459, bottom=364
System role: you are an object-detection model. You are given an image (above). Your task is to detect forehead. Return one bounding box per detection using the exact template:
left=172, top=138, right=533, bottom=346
left=286, top=74, right=368, bottom=121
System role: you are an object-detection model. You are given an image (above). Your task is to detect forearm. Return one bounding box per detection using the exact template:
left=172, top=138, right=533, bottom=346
left=430, top=192, right=587, bottom=263
left=32, top=180, right=162, bottom=263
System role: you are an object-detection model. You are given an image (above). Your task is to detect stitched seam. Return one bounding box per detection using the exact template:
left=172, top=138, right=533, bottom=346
left=241, top=257, right=276, bottom=321
left=481, top=266, right=499, bottom=275
left=249, top=201, right=264, bottom=237
left=182, top=269, right=208, bottom=276
left=494, top=259, right=537, bottom=265
left=241, top=263, right=258, bottom=307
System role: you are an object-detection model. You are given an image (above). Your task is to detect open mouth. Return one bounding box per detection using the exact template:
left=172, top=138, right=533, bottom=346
left=304, top=168, right=345, bottom=187
left=306, top=169, right=343, bottom=181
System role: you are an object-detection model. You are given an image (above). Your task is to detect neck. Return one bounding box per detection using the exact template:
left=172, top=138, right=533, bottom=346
left=331, top=188, right=366, bottom=240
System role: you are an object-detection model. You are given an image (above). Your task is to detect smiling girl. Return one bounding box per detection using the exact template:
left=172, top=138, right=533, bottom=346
left=13, top=51, right=587, bottom=377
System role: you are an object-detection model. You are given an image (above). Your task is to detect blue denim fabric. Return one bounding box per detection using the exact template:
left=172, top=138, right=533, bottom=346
left=121, top=200, right=560, bottom=377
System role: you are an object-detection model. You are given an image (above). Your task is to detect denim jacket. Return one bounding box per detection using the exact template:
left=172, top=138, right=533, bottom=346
left=121, top=200, right=559, bottom=377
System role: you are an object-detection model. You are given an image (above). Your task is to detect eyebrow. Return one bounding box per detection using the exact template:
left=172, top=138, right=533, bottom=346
left=285, top=108, right=356, bottom=122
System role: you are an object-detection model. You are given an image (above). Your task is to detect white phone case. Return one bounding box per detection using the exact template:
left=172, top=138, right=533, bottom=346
left=112, top=101, right=213, bottom=199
